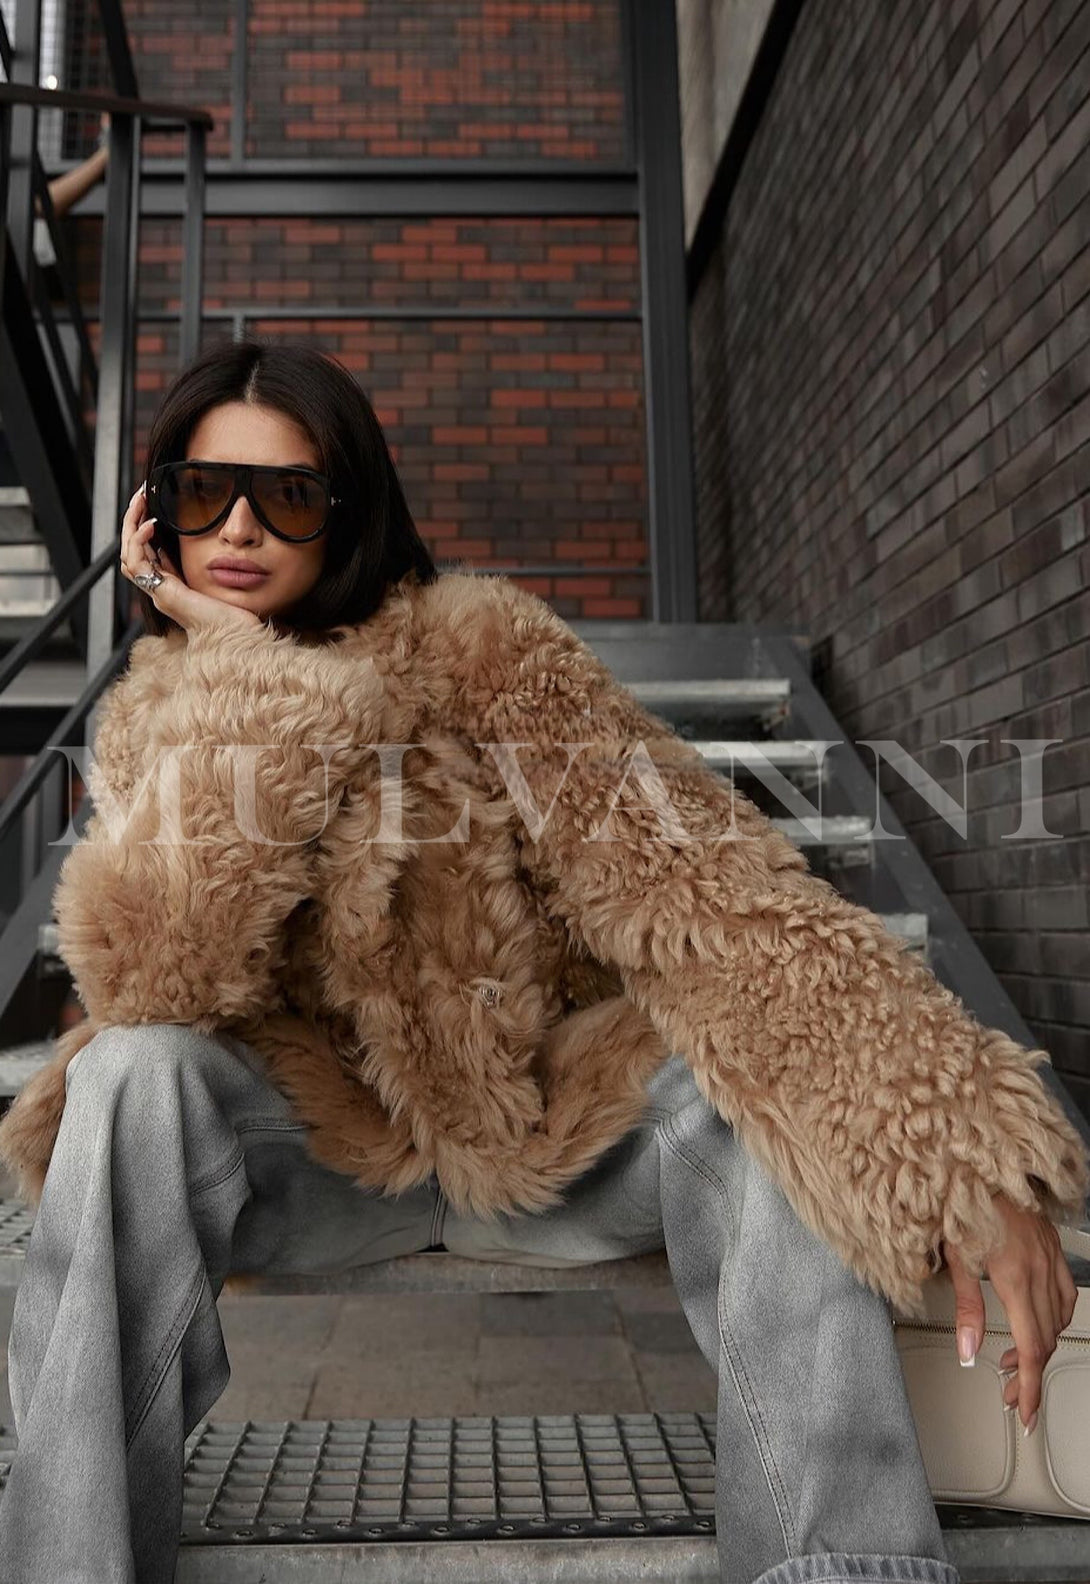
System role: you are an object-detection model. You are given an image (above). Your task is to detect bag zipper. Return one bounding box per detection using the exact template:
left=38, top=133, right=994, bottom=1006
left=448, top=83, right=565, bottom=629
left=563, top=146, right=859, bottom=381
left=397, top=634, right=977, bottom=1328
left=892, top=1320, right=1090, bottom=1345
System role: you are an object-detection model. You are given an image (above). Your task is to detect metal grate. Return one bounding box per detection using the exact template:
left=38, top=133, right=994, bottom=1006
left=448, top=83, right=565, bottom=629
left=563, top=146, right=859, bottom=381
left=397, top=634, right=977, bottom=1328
left=177, top=1414, right=718, bottom=1545
left=0, top=1201, right=34, bottom=1258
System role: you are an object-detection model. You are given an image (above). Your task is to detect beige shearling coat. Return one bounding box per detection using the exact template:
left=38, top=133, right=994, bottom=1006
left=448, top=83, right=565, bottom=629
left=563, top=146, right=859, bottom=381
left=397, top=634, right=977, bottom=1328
left=1, top=568, right=1087, bottom=1319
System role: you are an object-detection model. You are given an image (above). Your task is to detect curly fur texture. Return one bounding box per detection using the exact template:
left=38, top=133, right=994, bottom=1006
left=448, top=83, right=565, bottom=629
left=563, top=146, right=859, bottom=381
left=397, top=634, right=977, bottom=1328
left=1, top=568, right=1086, bottom=1319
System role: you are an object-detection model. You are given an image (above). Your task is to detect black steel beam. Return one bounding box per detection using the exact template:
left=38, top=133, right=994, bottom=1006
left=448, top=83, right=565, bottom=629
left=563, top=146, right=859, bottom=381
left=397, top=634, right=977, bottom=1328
left=180, top=122, right=206, bottom=366
left=0, top=82, right=213, bottom=129
left=231, top=0, right=248, bottom=166
left=67, top=165, right=638, bottom=219
left=96, top=0, right=140, bottom=101
left=69, top=305, right=639, bottom=325
left=628, top=0, right=697, bottom=622
left=88, top=110, right=138, bottom=669
left=6, top=0, right=40, bottom=282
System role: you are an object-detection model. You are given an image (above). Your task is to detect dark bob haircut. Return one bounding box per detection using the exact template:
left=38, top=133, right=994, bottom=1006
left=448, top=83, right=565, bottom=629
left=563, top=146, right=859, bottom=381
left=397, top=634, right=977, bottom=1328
left=134, top=336, right=439, bottom=639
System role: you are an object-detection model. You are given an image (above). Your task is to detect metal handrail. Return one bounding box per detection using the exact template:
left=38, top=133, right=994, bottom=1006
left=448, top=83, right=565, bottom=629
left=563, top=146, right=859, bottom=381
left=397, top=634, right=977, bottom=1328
left=0, top=13, right=213, bottom=1036
left=0, top=81, right=213, bottom=127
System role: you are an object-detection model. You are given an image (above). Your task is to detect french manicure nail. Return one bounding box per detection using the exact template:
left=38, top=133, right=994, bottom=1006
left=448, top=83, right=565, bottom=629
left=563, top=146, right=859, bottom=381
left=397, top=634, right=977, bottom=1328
left=1023, top=1411, right=1038, bottom=1438
left=957, top=1326, right=977, bottom=1366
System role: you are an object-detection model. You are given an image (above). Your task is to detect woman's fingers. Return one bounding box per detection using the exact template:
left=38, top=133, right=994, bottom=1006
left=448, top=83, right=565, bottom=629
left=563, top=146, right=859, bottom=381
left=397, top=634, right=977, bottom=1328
left=119, top=482, right=159, bottom=583
left=992, top=1255, right=1060, bottom=1431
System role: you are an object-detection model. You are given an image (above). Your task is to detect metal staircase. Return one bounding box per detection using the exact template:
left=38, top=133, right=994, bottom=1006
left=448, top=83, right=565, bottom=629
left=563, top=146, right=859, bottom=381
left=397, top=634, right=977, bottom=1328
left=0, top=0, right=211, bottom=1032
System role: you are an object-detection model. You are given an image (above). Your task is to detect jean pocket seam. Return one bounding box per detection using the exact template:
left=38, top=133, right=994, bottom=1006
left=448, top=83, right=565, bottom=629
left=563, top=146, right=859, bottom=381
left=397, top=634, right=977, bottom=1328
left=187, top=1119, right=307, bottom=1198
left=125, top=1262, right=206, bottom=1449
left=657, top=1119, right=798, bottom=1558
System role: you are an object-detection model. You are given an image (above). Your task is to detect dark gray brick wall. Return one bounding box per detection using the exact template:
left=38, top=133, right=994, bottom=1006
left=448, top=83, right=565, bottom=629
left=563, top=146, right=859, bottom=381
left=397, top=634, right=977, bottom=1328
left=684, top=0, right=1090, bottom=1099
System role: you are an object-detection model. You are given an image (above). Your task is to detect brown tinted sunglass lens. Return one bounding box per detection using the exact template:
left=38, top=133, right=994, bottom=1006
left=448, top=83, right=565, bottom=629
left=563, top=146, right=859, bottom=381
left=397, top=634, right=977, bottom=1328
left=167, top=462, right=234, bottom=529
left=168, top=465, right=234, bottom=530
left=253, top=468, right=330, bottom=537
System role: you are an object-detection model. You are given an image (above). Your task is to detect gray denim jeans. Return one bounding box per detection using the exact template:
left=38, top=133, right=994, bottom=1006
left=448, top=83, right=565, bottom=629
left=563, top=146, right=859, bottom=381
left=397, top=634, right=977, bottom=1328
left=0, top=1022, right=958, bottom=1584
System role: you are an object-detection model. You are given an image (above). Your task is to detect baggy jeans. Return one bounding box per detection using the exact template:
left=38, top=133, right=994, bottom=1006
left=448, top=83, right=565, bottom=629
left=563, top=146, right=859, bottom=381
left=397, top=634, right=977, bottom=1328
left=0, top=1021, right=959, bottom=1584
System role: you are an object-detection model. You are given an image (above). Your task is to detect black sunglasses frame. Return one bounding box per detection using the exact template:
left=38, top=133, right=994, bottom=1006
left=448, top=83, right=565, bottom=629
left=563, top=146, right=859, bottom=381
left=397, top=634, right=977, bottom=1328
left=147, top=461, right=341, bottom=544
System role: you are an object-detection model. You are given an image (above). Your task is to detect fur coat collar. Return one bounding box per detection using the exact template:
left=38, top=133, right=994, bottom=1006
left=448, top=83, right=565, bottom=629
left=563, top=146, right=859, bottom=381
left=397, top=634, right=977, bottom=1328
left=1, top=568, right=1087, bottom=1318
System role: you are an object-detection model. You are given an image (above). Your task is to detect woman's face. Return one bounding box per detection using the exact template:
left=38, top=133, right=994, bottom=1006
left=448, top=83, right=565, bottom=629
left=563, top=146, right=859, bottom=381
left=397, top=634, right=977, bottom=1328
left=175, top=401, right=329, bottom=621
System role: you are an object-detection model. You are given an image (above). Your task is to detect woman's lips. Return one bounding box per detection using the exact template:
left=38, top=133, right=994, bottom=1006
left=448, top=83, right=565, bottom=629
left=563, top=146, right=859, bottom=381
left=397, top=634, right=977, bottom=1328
left=208, top=566, right=269, bottom=588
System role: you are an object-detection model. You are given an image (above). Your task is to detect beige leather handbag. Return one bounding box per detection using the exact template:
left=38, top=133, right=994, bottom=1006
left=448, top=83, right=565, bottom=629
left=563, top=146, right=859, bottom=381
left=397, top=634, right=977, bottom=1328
left=891, top=1222, right=1090, bottom=1519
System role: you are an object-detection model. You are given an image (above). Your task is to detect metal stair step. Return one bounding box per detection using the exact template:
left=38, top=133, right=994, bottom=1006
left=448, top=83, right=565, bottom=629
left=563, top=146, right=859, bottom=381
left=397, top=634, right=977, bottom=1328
left=0, top=670, right=798, bottom=717
left=0, top=657, right=84, bottom=706
left=0, top=487, right=36, bottom=545
left=0, top=1042, right=56, bottom=1098
left=628, top=678, right=789, bottom=719
left=3, top=1410, right=720, bottom=1547
left=0, top=539, right=58, bottom=616
left=0, top=1411, right=1077, bottom=1582
left=695, top=739, right=828, bottom=772
left=0, top=543, right=52, bottom=570
left=770, top=814, right=872, bottom=845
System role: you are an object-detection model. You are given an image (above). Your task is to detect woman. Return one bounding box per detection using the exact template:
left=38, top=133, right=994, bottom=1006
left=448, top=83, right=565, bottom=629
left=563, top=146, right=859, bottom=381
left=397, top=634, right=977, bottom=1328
left=0, top=338, right=1085, bottom=1584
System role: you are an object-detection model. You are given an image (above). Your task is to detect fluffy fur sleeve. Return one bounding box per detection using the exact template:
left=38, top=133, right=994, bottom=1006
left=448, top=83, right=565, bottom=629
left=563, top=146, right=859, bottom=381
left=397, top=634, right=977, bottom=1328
left=50, top=619, right=387, bottom=1029
left=424, top=572, right=1090, bottom=1318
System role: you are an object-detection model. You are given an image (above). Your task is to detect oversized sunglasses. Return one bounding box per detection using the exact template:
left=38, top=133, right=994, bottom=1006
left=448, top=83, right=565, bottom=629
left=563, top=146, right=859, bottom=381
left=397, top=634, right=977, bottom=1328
left=147, top=461, right=340, bottom=543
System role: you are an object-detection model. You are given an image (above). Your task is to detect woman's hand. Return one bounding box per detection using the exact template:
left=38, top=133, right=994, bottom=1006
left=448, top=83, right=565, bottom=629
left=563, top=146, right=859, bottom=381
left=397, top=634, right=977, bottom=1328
left=119, top=482, right=262, bottom=635
left=941, top=1192, right=1078, bottom=1436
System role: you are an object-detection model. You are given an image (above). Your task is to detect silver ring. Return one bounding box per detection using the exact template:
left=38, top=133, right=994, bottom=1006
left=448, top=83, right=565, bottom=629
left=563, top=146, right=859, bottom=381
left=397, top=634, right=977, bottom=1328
left=132, top=570, right=164, bottom=591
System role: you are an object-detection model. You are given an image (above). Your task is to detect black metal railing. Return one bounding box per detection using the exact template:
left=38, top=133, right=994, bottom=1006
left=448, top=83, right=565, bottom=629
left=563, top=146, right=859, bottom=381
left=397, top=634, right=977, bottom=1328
left=0, top=0, right=213, bottom=1036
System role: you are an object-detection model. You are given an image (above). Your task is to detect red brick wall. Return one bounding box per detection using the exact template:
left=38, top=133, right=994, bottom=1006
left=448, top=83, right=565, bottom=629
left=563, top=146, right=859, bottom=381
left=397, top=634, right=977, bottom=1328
left=70, top=0, right=647, bottom=614
left=685, top=0, right=1090, bottom=1097
left=118, top=0, right=626, bottom=162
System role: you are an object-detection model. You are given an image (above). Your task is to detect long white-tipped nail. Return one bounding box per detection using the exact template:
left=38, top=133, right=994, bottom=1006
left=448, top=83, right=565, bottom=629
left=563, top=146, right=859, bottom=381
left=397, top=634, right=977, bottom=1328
left=957, top=1326, right=977, bottom=1367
